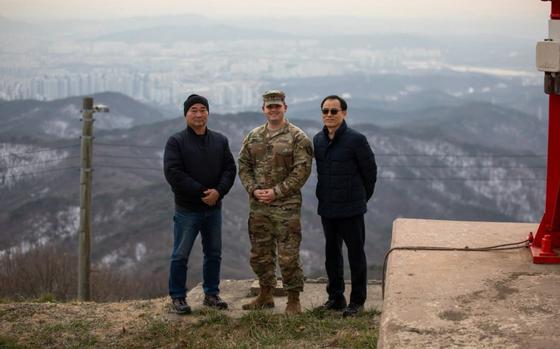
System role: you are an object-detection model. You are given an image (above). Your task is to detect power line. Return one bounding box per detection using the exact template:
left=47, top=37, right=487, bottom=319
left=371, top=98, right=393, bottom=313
left=3, top=145, right=543, bottom=160
left=380, top=165, right=546, bottom=169
left=94, top=142, right=162, bottom=150
left=0, top=144, right=80, bottom=158
left=0, top=166, right=543, bottom=184
left=378, top=177, right=545, bottom=181
left=0, top=156, right=80, bottom=170
left=95, top=164, right=161, bottom=171
left=87, top=165, right=545, bottom=180
left=1, top=166, right=80, bottom=179
left=94, top=154, right=162, bottom=160
left=376, top=153, right=546, bottom=158
left=0, top=157, right=546, bottom=170
left=90, top=165, right=547, bottom=180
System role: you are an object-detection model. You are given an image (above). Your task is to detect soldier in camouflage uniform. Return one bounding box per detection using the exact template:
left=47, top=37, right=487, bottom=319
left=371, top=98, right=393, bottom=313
left=238, top=90, right=313, bottom=314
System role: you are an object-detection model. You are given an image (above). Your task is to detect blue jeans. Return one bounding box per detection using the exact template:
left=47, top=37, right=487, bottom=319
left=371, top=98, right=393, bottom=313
left=168, top=208, right=222, bottom=299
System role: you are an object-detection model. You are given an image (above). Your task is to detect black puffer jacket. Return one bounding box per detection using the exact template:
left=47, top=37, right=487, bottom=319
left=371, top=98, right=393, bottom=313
left=313, top=120, right=377, bottom=218
left=164, top=126, right=236, bottom=211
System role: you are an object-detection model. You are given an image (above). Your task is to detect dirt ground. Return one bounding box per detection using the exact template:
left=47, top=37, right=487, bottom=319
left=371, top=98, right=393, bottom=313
left=0, top=279, right=382, bottom=347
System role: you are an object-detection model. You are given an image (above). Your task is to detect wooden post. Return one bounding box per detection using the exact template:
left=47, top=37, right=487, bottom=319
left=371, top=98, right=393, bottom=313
left=78, top=97, right=94, bottom=300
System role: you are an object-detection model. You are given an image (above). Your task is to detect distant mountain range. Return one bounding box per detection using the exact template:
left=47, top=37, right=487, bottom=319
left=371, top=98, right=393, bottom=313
left=276, top=73, right=546, bottom=125
left=0, top=92, right=170, bottom=143
left=0, top=92, right=547, bottom=282
left=93, top=25, right=298, bottom=43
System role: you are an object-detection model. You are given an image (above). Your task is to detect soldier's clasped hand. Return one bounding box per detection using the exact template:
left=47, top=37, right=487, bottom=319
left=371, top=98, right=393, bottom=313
left=254, top=189, right=275, bottom=204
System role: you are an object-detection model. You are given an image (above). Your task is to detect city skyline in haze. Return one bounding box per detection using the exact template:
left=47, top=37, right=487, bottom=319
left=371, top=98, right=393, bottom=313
left=0, top=0, right=549, bottom=108
left=0, top=0, right=549, bottom=21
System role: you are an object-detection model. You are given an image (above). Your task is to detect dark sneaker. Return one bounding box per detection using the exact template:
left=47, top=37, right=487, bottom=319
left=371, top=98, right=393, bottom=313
left=172, top=298, right=191, bottom=315
left=342, top=303, right=363, bottom=318
left=319, top=298, right=347, bottom=311
left=203, top=294, right=228, bottom=310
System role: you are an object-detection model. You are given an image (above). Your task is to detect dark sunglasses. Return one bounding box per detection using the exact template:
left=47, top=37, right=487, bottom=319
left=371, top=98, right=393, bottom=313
left=322, top=108, right=341, bottom=116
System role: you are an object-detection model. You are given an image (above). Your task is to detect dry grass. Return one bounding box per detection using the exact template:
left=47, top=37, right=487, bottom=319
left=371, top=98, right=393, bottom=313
left=0, top=244, right=167, bottom=302
left=0, top=299, right=379, bottom=348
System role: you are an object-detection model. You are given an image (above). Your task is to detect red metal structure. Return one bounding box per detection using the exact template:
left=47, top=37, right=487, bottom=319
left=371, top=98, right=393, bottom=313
left=531, top=0, right=560, bottom=263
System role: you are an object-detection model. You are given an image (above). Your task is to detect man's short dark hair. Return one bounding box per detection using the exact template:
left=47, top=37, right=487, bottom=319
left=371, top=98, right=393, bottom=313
left=320, top=95, right=347, bottom=111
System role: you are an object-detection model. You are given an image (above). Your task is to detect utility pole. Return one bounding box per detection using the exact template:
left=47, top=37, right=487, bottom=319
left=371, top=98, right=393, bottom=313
left=78, top=97, right=109, bottom=300
left=78, top=97, right=94, bottom=301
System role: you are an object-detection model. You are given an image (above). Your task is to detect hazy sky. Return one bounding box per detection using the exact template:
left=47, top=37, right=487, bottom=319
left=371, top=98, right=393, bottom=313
left=0, top=0, right=550, bottom=21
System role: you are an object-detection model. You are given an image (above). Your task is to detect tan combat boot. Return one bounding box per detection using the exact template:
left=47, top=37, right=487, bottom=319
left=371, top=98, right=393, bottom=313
left=285, top=291, right=302, bottom=315
left=242, top=286, right=274, bottom=310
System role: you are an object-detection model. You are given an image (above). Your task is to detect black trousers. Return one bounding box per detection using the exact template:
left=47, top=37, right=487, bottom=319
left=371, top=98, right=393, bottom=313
left=321, top=214, right=367, bottom=305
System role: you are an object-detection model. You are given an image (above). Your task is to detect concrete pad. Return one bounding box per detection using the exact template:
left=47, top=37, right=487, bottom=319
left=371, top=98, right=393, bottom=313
left=184, top=278, right=382, bottom=318
left=378, top=218, right=560, bottom=349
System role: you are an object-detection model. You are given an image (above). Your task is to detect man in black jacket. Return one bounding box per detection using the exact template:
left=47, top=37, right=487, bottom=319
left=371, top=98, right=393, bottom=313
left=163, top=94, right=236, bottom=314
left=313, top=95, right=377, bottom=317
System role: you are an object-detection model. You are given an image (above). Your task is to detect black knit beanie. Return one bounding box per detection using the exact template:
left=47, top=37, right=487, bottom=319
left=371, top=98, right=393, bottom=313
left=183, top=94, right=209, bottom=115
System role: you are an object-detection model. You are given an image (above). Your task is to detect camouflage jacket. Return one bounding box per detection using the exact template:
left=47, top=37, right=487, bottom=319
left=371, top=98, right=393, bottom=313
left=238, top=119, right=313, bottom=207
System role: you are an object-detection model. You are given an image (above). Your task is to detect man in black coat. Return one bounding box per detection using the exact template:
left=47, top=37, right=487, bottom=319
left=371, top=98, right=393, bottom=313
left=313, top=95, right=377, bottom=317
left=163, top=94, right=236, bottom=314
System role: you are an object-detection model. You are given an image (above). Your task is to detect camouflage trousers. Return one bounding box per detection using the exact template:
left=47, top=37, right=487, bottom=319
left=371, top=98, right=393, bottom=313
left=248, top=204, right=304, bottom=292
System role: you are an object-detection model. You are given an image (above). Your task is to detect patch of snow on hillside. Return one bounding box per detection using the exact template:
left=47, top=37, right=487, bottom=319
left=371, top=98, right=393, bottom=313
left=31, top=187, right=51, bottom=198
left=96, top=112, right=133, bottom=130
left=61, top=104, right=81, bottom=117
left=115, top=199, right=136, bottom=217
left=0, top=240, right=33, bottom=258
left=430, top=182, right=446, bottom=193
left=101, top=251, right=119, bottom=265
left=464, top=166, right=542, bottom=221
left=55, top=206, right=80, bottom=238
left=26, top=206, right=79, bottom=246
left=0, top=143, right=72, bottom=187
left=42, top=120, right=81, bottom=138
left=94, top=199, right=136, bottom=223
left=405, top=85, right=421, bottom=92
left=36, top=236, right=49, bottom=246
left=135, top=243, right=147, bottom=262
left=31, top=216, right=52, bottom=237
left=0, top=206, right=78, bottom=256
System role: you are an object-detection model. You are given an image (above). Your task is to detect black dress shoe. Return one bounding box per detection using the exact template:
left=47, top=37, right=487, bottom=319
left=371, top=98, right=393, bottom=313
left=203, top=294, right=228, bottom=310
left=172, top=298, right=192, bottom=315
left=321, top=298, right=347, bottom=311
left=342, top=303, right=364, bottom=317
